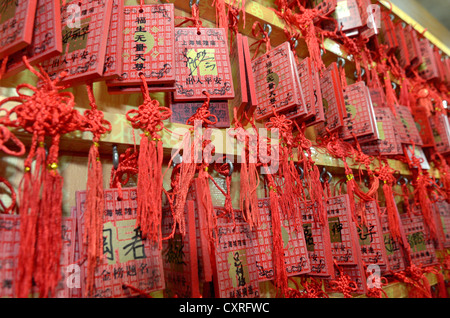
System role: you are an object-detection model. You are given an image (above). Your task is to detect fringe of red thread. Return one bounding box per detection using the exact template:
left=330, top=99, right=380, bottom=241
left=84, top=143, right=104, bottom=296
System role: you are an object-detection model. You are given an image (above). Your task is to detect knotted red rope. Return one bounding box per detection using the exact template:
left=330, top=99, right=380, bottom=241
left=286, top=277, right=329, bottom=298
left=1, top=56, right=83, bottom=298
left=432, top=153, right=450, bottom=202
left=276, top=2, right=337, bottom=72
left=408, top=144, right=439, bottom=242
left=250, top=21, right=272, bottom=60
left=393, top=264, right=432, bottom=298
left=228, top=109, right=260, bottom=229
left=80, top=83, right=111, bottom=297
left=0, top=122, right=25, bottom=214
left=175, top=3, right=203, bottom=35
left=317, top=131, right=376, bottom=224
left=126, top=75, right=171, bottom=248
left=328, top=260, right=358, bottom=298
left=109, top=146, right=139, bottom=198
left=374, top=159, right=407, bottom=249
left=293, top=122, right=327, bottom=226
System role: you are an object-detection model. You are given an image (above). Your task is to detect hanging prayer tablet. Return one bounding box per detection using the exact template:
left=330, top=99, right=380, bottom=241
left=0, top=214, right=20, bottom=298
left=3, top=0, right=62, bottom=78
left=284, top=57, right=314, bottom=121
left=434, top=200, right=450, bottom=248
left=401, top=212, right=439, bottom=267
left=230, top=33, right=248, bottom=120
left=170, top=99, right=230, bottom=128
left=241, top=35, right=258, bottom=122
left=162, top=200, right=201, bottom=298
left=417, top=38, right=439, bottom=81
left=54, top=217, right=77, bottom=298
left=253, top=198, right=311, bottom=282
left=107, top=3, right=175, bottom=86
left=76, top=188, right=165, bottom=298
left=41, top=0, right=113, bottom=84
left=361, top=107, right=404, bottom=156
left=354, top=201, right=388, bottom=268
left=299, top=201, right=335, bottom=278
left=102, top=0, right=123, bottom=80
left=393, top=105, right=423, bottom=146
left=339, top=81, right=378, bottom=141
left=252, top=42, right=303, bottom=121
left=213, top=208, right=260, bottom=298
left=0, top=0, right=38, bottom=58
left=173, top=27, right=234, bottom=101
left=326, top=195, right=360, bottom=266
left=429, top=114, right=450, bottom=154
left=403, top=25, right=422, bottom=69
left=316, top=62, right=345, bottom=135
left=380, top=11, right=398, bottom=54
left=380, top=212, right=408, bottom=273
left=333, top=0, right=364, bottom=36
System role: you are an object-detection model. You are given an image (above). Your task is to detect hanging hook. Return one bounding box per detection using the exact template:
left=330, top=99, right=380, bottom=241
left=392, top=82, right=397, bottom=90
left=337, top=57, right=346, bottom=69
left=320, top=167, right=332, bottom=184
left=354, top=68, right=365, bottom=79
left=396, top=175, right=409, bottom=186
left=225, top=158, right=234, bottom=176
left=263, top=23, right=272, bottom=38
left=190, top=0, right=200, bottom=8
left=112, top=144, right=119, bottom=170
left=290, top=37, right=298, bottom=49
left=172, top=153, right=183, bottom=168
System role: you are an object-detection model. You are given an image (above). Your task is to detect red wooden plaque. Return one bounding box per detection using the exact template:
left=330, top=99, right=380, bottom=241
left=41, top=0, right=113, bottom=84
left=380, top=211, right=408, bottom=273
left=213, top=208, right=260, bottom=298
left=411, top=106, right=436, bottom=148
left=107, top=3, right=175, bottom=86
left=0, top=0, right=38, bottom=59
left=241, top=35, right=258, bottom=122
left=326, top=195, right=360, bottom=266
left=170, top=99, right=230, bottom=128
left=395, top=22, right=410, bottom=69
left=316, top=62, right=345, bottom=135
left=429, top=114, right=450, bottom=154
left=434, top=200, right=450, bottom=249
left=393, top=105, right=423, bottom=146
left=354, top=201, right=388, bottom=268
left=403, top=25, right=422, bottom=69
left=417, top=38, right=439, bottom=81
left=401, top=211, right=439, bottom=267
left=339, top=81, right=377, bottom=140
left=173, top=27, right=234, bottom=102
left=253, top=198, right=311, bottom=282
left=230, top=33, right=248, bottom=119
left=0, top=214, right=20, bottom=298
left=76, top=187, right=165, bottom=298
left=284, top=57, right=314, bottom=121
left=252, top=42, right=301, bottom=120
left=161, top=200, right=200, bottom=298
left=102, top=0, right=123, bottom=80
left=361, top=107, right=404, bottom=156
left=334, top=0, right=364, bottom=34
left=299, top=200, right=334, bottom=278
left=3, top=0, right=62, bottom=78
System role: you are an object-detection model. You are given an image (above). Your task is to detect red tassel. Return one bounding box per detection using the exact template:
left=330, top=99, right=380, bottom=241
left=3, top=57, right=83, bottom=297
left=126, top=75, right=171, bottom=247
left=81, top=83, right=111, bottom=296
left=266, top=174, right=288, bottom=297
